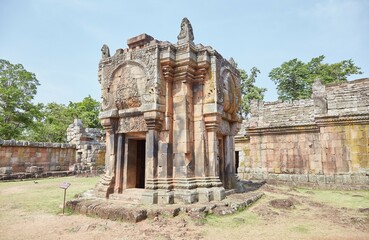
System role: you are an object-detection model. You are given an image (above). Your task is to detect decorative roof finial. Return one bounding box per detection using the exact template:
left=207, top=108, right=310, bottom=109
left=177, top=17, right=194, bottom=45
left=229, top=57, right=237, bottom=68
left=101, top=44, right=110, bottom=59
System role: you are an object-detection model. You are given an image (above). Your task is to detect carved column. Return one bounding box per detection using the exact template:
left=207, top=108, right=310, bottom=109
left=204, top=113, right=225, bottom=200
left=141, top=111, right=162, bottom=204
left=224, top=135, right=237, bottom=189
left=95, top=118, right=118, bottom=198
left=114, top=133, right=124, bottom=193
left=172, top=79, right=194, bottom=179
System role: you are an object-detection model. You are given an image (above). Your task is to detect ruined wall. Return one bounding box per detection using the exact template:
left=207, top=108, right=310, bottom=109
left=248, top=99, right=315, bottom=128
left=66, top=119, right=106, bottom=172
left=0, top=120, right=105, bottom=177
left=0, top=140, right=75, bottom=173
left=237, top=78, right=369, bottom=188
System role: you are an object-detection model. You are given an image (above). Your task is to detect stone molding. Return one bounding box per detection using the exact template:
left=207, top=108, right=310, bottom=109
left=0, top=139, right=75, bottom=148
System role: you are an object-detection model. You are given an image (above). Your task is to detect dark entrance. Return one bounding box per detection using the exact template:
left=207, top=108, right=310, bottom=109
left=126, top=139, right=146, bottom=189
left=136, top=140, right=146, bottom=188
left=235, top=151, right=239, bottom=174
left=218, top=137, right=225, bottom=187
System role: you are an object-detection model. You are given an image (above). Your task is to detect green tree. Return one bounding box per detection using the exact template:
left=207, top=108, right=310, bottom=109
left=25, top=97, right=101, bottom=143
left=239, top=67, right=266, bottom=117
left=0, top=59, right=40, bottom=139
left=67, top=95, right=101, bottom=129
left=269, top=55, right=362, bottom=101
left=27, top=102, right=73, bottom=142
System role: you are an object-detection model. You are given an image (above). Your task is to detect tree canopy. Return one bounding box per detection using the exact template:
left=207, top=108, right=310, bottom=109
left=239, top=67, right=266, bottom=117
left=0, top=59, right=40, bottom=139
left=0, top=58, right=101, bottom=142
left=25, top=96, right=101, bottom=143
left=269, top=55, right=362, bottom=101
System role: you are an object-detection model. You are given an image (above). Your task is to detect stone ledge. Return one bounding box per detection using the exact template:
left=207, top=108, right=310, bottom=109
left=240, top=173, right=369, bottom=190
left=0, top=171, right=75, bottom=180
left=0, top=139, right=75, bottom=148
left=67, top=191, right=264, bottom=223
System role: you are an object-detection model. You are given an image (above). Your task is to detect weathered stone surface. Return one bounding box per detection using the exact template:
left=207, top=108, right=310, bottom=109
left=67, top=190, right=263, bottom=222
left=0, top=140, right=75, bottom=173
left=0, top=167, right=12, bottom=174
left=96, top=18, right=243, bottom=204
left=66, top=119, right=106, bottom=173
left=26, top=166, right=44, bottom=174
left=236, top=78, right=369, bottom=188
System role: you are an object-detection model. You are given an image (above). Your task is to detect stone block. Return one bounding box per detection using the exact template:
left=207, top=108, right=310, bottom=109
left=212, top=187, right=225, bottom=201
left=141, top=190, right=158, bottom=204
left=174, top=189, right=198, bottom=204
left=0, top=167, right=12, bottom=174
left=26, top=166, right=44, bottom=173
left=157, top=190, right=174, bottom=204
left=197, top=188, right=214, bottom=202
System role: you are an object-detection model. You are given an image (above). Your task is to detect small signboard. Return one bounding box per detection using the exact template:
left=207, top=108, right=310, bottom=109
left=59, top=182, right=71, bottom=189
left=60, top=182, right=71, bottom=214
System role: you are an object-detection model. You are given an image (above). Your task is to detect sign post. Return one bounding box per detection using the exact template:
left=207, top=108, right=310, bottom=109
left=59, top=182, right=71, bottom=214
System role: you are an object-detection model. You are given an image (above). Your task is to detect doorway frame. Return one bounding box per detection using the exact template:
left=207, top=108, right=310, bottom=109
left=122, top=132, right=146, bottom=190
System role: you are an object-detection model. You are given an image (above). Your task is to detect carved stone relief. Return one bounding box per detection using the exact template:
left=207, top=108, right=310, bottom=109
left=131, top=48, right=157, bottom=104
left=220, top=69, right=237, bottom=114
left=203, top=71, right=215, bottom=103
left=99, top=47, right=127, bottom=111
left=113, top=63, right=146, bottom=109
left=118, top=115, right=147, bottom=133
left=219, top=120, right=231, bottom=135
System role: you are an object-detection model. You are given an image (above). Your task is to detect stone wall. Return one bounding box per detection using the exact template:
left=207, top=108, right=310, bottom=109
left=67, top=119, right=106, bottom=172
left=0, top=119, right=106, bottom=178
left=236, top=78, right=369, bottom=188
left=0, top=140, right=75, bottom=174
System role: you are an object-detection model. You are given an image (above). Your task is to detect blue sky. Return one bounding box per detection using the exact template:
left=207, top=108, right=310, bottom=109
left=1, top=0, right=368, bottom=104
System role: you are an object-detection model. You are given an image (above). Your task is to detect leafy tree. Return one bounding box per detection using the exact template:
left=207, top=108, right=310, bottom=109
left=239, top=67, right=266, bottom=117
left=269, top=55, right=362, bottom=101
left=67, top=95, right=101, bottom=129
left=25, top=96, right=101, bottom=143
left=0, top=59, right=40, bottom=139
left=26, top=102, right=73, bottom=142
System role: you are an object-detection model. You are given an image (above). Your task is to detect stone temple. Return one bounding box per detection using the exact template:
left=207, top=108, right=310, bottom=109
left=95, top=18, right=242, bottom=204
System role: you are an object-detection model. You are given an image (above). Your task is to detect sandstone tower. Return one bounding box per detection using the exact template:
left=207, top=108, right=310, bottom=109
left=95, top=18, right=242, bottom=204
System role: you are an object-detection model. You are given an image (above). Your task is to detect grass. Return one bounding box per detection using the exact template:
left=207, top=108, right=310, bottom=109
left=289, top=224, right=311, bottom=234
left=205, top=210, right=260, bottom=227
left=296, top=188, right=369, bottom=209
left=0, top=176, right=99, bottom=214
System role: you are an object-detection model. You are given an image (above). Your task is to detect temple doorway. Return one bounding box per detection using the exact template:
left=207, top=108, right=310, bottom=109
left=218, top=137, right=225, bottom=187
left=125, top=139, right=146, bottom=189
left=235, top=151, right=239, bottom=174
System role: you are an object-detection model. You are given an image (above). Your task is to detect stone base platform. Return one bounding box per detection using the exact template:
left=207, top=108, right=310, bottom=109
left=67, top=189, right=264, bottom=223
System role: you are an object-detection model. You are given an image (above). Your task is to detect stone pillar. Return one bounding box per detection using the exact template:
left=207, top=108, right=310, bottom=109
left=114, top=133, right=124, bottom=193
left=204, top=113, right=225, bottom=201
left=141, top=111, right=162, bottom=204
left=172, top=81, right=193, bottom=178
left=95, top=118, right=118, bottom=198
left=224, top=135, right=237, bottom=189
left=171, top=79, right=198, bottom=204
